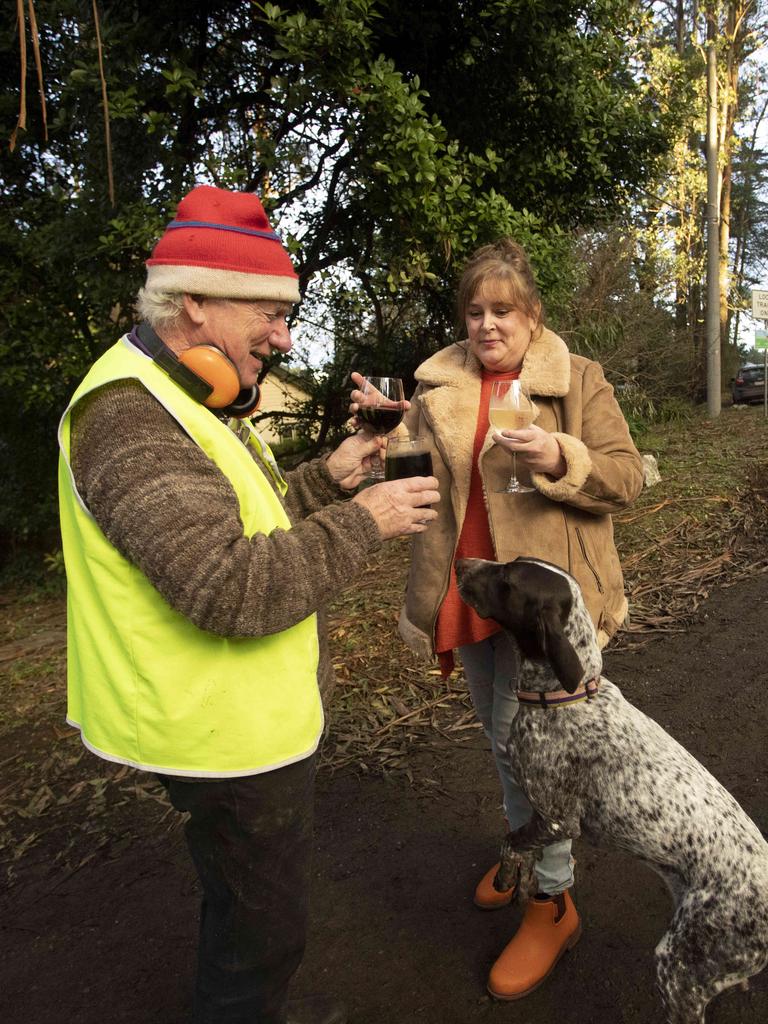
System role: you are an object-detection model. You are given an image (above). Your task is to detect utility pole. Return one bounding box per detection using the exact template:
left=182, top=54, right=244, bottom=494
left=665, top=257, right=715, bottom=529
left=705, top=6, right=721, bottom=417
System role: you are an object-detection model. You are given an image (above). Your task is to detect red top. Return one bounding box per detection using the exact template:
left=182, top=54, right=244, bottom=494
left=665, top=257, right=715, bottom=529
left=435, top=368, right=520, bottom=676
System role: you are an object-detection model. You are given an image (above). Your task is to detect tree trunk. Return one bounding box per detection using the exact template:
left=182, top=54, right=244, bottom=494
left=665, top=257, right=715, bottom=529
left=718, top=2, right=738, bottom=371
left=730, top=96, right=768, bottom=352
left=705, top=5, right=721, bottom=417
left=674, top=0, right=689, bottom=335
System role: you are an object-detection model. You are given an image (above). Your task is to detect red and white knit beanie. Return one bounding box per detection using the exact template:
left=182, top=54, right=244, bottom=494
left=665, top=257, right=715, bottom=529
left=145, top=185, right=300, bottom=303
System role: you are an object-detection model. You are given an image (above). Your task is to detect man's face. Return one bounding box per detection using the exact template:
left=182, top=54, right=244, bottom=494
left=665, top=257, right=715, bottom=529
left=196, top=298, right=294, bottom=388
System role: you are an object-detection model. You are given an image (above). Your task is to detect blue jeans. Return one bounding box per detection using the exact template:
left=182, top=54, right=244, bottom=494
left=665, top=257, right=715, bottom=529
left=459, top=633, right=574, bottom=895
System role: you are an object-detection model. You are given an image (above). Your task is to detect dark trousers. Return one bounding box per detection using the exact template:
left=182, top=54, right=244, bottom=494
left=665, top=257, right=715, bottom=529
left=161, top=755, right=316, bottom=1024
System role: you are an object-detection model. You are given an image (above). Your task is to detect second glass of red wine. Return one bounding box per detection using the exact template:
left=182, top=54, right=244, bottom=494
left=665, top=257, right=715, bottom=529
left=384, top=436, right=433, bottom=481
left=385, top=436, right=434, bottom=522
left=357, top=376, right=406, bottom=480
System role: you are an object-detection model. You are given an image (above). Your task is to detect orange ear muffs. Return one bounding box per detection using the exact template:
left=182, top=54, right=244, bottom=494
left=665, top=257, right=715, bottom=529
left=135, top=323, right=262, bottom=420
left=224, top=385, right=262, bottom=418
left=178, top=345, right=241, bottom=409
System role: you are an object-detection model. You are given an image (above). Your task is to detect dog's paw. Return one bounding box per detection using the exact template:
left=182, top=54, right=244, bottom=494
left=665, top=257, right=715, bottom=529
left=495, top=849, right=539, bottom=902
left=493, top=864, right=517, bottom=893
left=516, top=852, right=539, bottom=902
left=495, top=846, right=521, bottom=893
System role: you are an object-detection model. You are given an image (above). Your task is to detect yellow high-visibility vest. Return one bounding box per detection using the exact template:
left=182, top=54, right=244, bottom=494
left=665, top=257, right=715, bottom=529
left=58, top=336, right=322, bottom=777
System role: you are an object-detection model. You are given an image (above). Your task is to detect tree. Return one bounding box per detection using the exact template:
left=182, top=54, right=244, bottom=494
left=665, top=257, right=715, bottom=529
left=728, top=76, right=768, bottom=348
left=0, top=0, right=677, bottom=553
left=632, top=0, right=768, bottom=397
left=368, top=0, right=673, bottom=226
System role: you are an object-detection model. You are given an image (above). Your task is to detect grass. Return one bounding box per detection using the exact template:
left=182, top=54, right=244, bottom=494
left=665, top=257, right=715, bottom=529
left=611, top=405, right=768, bottom=632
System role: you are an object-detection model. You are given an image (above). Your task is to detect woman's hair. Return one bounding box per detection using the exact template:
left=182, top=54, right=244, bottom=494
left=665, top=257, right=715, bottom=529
left=135, top=287, right=187, bottom=331
left=456, top=238, right=543, bottom=330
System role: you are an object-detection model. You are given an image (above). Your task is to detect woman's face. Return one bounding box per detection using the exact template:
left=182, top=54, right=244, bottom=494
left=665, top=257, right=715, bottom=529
left=465, top=282, right=538, bottom=373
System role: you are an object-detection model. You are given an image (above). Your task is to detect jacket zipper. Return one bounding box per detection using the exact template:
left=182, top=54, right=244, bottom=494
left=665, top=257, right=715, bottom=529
left=575, top=527, right=603, bottom=593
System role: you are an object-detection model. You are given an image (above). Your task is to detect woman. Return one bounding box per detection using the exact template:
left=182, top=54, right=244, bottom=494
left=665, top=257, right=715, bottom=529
left=367, top=239, right=643, bottom=1000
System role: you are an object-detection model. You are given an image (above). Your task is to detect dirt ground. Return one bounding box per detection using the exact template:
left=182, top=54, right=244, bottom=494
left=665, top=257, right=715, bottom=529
left=1, top=568, right=767, bottom=1024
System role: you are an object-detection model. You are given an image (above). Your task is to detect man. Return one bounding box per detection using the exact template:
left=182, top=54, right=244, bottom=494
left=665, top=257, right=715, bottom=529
left=57, top=185, right=439, bottom=1024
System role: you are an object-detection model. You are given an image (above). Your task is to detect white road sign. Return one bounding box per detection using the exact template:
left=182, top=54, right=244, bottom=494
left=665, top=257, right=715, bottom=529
left=752, top=289, right=768, bottom=319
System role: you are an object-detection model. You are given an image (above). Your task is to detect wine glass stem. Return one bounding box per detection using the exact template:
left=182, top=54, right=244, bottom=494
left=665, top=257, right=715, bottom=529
left=502, top=452, right=525, bottom=494
left=369, top=441, right=385, bottom=480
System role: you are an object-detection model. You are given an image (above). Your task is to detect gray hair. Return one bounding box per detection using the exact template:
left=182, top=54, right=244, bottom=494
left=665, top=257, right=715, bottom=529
left=135, top=287, right=187, bottom=331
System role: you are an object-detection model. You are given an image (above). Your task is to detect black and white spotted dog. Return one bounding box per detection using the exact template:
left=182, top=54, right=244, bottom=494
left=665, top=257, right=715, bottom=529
left=455, top=556, right=768, bottom=1024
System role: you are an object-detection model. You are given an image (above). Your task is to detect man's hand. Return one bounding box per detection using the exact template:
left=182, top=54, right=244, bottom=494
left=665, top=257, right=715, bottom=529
left=353, top=477, right=440, bottom=539
left=326, top=431, right=386, bottom=490
left=492, top=425, right=566, bottom=479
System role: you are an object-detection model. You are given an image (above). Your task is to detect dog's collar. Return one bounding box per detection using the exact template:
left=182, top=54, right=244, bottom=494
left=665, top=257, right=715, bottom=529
left=516, top=677, right=600, bottom=708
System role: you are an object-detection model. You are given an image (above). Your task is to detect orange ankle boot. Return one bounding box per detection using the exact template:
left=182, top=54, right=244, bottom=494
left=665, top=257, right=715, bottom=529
left=473, top=862, right=515, bottom=910
left=487, top=890, right=581, bottom=1000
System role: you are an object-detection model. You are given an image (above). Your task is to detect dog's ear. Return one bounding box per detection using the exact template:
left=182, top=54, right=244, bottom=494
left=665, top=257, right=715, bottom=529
left=536, top=603, right=584, bottom=693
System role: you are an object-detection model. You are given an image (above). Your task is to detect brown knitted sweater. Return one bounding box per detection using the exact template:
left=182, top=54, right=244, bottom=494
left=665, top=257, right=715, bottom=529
left=69, top=380, right=383, bottom=698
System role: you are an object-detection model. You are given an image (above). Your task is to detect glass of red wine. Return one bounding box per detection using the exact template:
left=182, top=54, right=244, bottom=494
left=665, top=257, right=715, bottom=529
left=384, top=435, right=433, bottom=481
left=357, top=376, right=406, bottom=480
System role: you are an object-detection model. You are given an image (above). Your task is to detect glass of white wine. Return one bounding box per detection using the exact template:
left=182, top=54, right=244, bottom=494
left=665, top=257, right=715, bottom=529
left=489, top=379, right=535, bottom=494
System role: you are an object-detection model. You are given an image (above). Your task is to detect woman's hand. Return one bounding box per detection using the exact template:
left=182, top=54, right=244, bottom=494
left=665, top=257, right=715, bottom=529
left=492, top=425, right=566, bottom=479
left=348, top=371, right=411, bottom=427
left=326, top=431, right=386, bottom=490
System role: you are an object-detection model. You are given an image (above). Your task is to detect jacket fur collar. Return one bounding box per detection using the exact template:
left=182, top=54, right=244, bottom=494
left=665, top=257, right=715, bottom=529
left=413, top=329, right=572, bottom=489
left=414, top=327, right=571, bottom=395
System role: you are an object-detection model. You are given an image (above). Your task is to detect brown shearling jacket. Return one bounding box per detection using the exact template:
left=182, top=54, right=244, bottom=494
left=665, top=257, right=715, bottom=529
left=397, top=328, right=644, bottom=660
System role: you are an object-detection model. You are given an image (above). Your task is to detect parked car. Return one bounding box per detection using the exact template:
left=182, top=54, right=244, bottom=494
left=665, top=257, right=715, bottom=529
left=731, top=363, right=766, bottom=404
